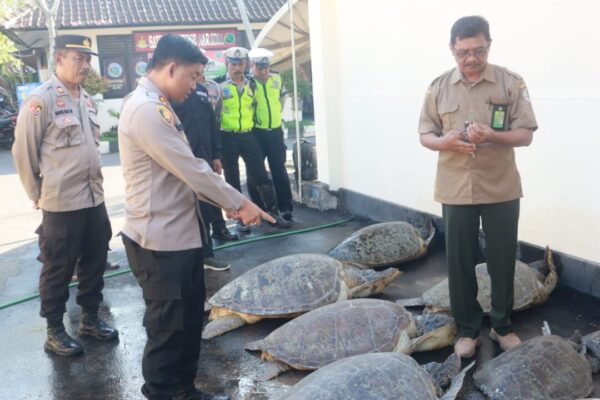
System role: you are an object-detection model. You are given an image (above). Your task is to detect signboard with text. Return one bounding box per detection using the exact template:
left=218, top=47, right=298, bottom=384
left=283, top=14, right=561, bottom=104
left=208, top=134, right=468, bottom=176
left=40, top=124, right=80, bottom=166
left=133, top=29, right=237, bottom=53
left=16, top=82, right=43, bottom=107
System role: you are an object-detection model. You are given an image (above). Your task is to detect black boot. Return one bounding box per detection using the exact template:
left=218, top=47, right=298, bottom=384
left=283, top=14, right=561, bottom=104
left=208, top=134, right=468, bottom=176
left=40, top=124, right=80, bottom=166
left=79, top=310, right=119, bottom=341
left=44, top=318, right=83, bottom=356
left=256, top=184, right=292, bottom=228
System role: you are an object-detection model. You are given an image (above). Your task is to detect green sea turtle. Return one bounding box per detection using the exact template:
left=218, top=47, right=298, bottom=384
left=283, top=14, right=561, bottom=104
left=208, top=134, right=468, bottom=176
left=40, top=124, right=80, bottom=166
left=397, top=247, right=557, bottom=313
left=328, top=220, right=435, bottom=268
left=280, top=352, right=474, bottom=400
left=245, top=298, right=457, bottom=380
left=202, top=254, right=401, bottom=339
left=463, top=330, right=599, bottom=399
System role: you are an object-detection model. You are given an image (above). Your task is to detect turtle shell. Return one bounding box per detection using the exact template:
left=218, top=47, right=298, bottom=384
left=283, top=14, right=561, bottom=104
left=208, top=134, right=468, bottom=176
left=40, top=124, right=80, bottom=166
left=208, top=254, right=347, bottom=316
left=422, top=261, right=543, bottom=312
left=281, top=352, right=438, bottom=400
left=254, top=299, right=415, bottom=369
left=473, top=335, right=593, bottom=400
left=328, top=221, right=428, bottom=267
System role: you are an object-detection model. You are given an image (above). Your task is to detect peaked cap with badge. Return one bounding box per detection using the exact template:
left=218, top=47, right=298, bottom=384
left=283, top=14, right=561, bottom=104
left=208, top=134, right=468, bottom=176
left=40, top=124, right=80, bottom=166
left=249, top=48, right=274, bottom=68
left=224, top=47, right=249, bottom=64
left=55, top=34, right=98, bottom=56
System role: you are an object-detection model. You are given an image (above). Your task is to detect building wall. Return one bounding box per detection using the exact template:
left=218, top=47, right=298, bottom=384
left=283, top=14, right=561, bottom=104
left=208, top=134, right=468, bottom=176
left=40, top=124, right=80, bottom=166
left=54, top=23, right=262, bottom=132
left=310, top=0, right=600, bottom=263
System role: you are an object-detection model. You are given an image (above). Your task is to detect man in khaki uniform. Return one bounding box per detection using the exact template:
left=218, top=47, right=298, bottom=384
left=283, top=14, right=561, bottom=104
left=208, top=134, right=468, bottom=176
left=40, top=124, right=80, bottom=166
left=419, top=16, right=537, bottom=358
left=119, top=35, right=272, bottom=400
left=12, top=34, right=118, bottom=357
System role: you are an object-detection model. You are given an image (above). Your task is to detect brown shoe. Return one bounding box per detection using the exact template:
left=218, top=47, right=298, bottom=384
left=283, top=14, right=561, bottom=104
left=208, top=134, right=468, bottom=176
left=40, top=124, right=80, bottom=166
left=454, top=336, right=480, bottom=358
left=489, top=329, right=522, bottom=351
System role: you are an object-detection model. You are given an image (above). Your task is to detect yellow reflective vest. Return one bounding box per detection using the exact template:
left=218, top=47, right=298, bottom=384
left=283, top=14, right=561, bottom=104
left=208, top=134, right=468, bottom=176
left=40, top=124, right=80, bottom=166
left=254, top=74, right=283, bottom=129
left=220, top=79, right=255, bottom=132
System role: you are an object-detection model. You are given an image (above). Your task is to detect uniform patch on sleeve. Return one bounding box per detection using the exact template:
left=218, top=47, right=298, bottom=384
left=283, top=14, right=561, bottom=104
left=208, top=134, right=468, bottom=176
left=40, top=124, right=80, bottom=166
left=520, top=83, right=531, bottom=103
left=157, top=105, right=174, bottom=125
left=426, top=87, right=432, bottom=97
left=29, top=101, right=43, bottom=116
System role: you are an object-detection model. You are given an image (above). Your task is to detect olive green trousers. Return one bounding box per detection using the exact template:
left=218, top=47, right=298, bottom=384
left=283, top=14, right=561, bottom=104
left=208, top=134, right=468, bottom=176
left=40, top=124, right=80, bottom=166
left=442, top=199, right=520, bottom=338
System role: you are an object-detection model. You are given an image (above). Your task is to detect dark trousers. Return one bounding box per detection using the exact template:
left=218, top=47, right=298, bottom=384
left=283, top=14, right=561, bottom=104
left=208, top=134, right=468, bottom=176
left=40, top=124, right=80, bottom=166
left=198, top=201, right=226, bottom=258
left=37, top=203, right=111, bottom=319
left=249, top=127, right=293, bottom=213
left=442, top=199, right=520, bottom=338
left=122, top=234, right=204, bottom=400
left=220, top=130, right=271, bottom=197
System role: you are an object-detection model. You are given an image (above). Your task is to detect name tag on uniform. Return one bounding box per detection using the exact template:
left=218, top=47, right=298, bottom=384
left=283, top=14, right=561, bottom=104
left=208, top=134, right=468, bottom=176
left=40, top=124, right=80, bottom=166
left=55, top=109, right=73, bottom=116
left=491, top=104, right=507, bottom=131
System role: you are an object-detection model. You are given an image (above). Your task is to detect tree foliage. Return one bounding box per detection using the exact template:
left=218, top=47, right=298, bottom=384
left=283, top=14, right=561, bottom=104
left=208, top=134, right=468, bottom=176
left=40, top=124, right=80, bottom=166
left=0, top=0, right=35, bottom=102
left=83, top=68, right=110, bottom=96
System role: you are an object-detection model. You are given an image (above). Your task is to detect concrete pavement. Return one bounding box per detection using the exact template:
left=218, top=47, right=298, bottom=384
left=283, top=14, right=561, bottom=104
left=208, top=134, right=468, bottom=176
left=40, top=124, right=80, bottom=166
left=1, top=148, right=599, bottom=399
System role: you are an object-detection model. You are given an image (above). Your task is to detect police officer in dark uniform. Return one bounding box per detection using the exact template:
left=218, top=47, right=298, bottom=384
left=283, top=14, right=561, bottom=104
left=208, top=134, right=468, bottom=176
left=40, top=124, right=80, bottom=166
left=12, top=34, right=118, bottom=357
left=172, top=55, right=238, bottom=272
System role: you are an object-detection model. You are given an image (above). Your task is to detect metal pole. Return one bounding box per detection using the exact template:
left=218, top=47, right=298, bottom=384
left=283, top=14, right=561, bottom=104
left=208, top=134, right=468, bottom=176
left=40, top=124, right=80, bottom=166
left=289, top=0, right=302, bottom=202
left=235, top=0, right=255, bottom=47
left=37, top=0, right=61, bottom=74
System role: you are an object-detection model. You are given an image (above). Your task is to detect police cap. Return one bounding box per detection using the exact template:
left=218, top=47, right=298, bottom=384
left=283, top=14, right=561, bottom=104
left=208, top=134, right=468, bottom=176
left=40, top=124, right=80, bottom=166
left=249, top=48, right=273, bottom=68
left=224, top=47, right=249, bottom=64
left=55, top=34, right=98, bottom=56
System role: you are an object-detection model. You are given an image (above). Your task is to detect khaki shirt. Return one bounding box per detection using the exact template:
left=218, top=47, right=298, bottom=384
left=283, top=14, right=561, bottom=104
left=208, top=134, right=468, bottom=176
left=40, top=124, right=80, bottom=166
left=12, top=75, right=104, bottom=212
left=119, top=77, right=246, bottom=251
left=419, top=64, right=538, bottom=205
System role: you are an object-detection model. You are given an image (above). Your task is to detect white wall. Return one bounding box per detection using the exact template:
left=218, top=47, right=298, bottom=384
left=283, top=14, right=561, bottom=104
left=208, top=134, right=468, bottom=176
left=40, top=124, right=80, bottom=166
left=310, top=0, right=600, bottom=263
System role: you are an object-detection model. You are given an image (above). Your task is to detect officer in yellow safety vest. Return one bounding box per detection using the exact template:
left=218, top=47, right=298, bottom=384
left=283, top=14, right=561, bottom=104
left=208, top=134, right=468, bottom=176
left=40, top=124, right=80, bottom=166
left=248, top=48, right=293, bottom=222
left=216, top=46, right=291, bottom=230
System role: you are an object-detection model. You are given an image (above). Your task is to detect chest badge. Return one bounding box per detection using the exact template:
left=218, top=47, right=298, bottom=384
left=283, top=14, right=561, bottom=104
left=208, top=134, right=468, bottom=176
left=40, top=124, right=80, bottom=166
left=56, top=99, right=65, bottom=108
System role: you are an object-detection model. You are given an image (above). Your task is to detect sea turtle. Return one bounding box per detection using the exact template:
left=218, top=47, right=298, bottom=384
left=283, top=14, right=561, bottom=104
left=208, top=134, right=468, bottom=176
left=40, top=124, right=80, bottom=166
left=280, top=352, right=474, bottom=400
left=202, top=254, right=401, bottom=339
left=328, top=219, right=435, bottom=268
left=582, top=330, right=600, bottom=373
left=397, top=247, right=557, bottom=313
left=463, top=330, right=599, bottom=399
left=244, top=298, right=457, bottom=380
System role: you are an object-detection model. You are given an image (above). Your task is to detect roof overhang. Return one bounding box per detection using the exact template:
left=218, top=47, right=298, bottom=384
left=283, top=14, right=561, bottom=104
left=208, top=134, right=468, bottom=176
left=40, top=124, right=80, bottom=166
left=254, top=0, right=309, bottom=70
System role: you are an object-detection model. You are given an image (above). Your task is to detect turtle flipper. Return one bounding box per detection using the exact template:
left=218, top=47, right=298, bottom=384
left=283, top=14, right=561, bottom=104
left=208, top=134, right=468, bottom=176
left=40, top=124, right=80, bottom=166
left=346, top=266, right=402, bottom=298
left=244, top=339, right=264, bottom=352
left=202, top=315, right=247, bottom=339
left=396, top=297, right=425, bottom=307
left=422, top=352, right=461, bottom=393
left=441, top=361, right=475, bottom=400
left=255, top=360, right=292, bottom=381
left=542, top=246, right=558, bottom=297
left=411, top=313, right=457, bottom=352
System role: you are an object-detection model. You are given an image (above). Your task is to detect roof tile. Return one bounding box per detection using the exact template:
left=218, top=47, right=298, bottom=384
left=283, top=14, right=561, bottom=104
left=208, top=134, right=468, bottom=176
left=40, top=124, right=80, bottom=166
left=9, top=0, right=287, bottom=30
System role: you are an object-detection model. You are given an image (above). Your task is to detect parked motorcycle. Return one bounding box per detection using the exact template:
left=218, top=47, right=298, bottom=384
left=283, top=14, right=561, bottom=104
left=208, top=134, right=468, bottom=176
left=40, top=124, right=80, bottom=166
left=0, top=95, right=17, bottom=149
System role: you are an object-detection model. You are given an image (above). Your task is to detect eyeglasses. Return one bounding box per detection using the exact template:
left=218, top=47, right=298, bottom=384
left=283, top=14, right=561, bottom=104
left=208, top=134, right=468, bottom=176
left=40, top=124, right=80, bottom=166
left=453, top=46, right=489, bottom=59
left=62, top=56, right=91, bottom=65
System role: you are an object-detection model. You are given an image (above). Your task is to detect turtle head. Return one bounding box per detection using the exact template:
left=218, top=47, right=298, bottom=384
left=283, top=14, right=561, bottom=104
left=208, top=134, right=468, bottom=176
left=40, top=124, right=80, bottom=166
left=341, top=263, right=402, bottom=298
left=582, top=330, right=600, bottom=374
